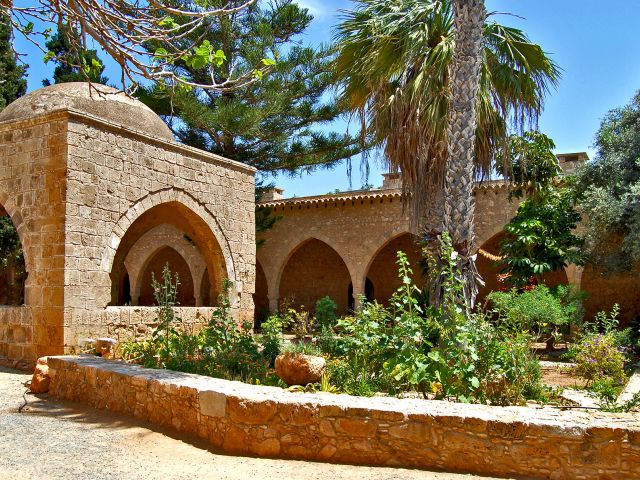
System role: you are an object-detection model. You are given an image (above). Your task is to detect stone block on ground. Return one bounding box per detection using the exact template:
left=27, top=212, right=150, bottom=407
left=30, top=356, right=50, bottom=393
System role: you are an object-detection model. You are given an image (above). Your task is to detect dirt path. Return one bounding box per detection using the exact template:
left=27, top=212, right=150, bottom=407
left=0, top=367, right=512, bottom=480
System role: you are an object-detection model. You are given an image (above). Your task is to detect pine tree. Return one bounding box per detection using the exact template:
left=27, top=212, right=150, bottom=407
left=139, top=1, right=360, bottom=174
left=0, top=13, right=27, bottom=111
left=42, top=25, right=108, bottom=86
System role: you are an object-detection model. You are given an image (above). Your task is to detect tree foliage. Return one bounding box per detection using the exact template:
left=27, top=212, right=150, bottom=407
left=42, top=25, right=108, bottom=86
left=499, top=132, right=583, bottom=287
left=333, top=0, right=560, bottom=231
left=575, top=90, right=640, bottom=272
left=0, top=216, right=26, bottom=305
left=2, top=0, right=270, bottom=91
left=139, top=0, right=359, bottom=174
left=0, top=13, right=27, bottom=111
left=496, top=131, right=560, bottom=200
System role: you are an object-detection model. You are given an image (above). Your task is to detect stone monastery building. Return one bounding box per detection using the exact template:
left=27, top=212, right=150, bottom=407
left=254, top=160, right=638, bottom=326
left=0, top=83, right=256, bottom=366
left=0, top=83, right=637, bottom=368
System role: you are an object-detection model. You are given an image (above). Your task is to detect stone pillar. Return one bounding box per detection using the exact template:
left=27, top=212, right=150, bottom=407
left=565, top=264, right=584, bottom=289
left=352, top=282, right=365, bottom=311
left=268, top=294, right=279, bottom=312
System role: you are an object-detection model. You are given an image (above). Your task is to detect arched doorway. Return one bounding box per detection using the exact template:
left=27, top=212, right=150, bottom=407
left=279, top=238, right=351, bottom=315
left=0, top=206, right=26, bottom=305
left=365, top=233, right=423, bottom=305
left=109, top=201, right=227, bottom=306
left=254, top=261, right=269, bottom=327
left=139, top=246, right=195, bottom=306
left=476, top=231, right=569, bottom=307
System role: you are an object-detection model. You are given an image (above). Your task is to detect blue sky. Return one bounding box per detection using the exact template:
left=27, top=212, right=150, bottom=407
left=17, top=0, right=640, bottom=197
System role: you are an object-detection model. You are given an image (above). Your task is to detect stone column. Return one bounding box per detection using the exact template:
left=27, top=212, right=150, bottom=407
left=565, top=264, right=584, bottom=288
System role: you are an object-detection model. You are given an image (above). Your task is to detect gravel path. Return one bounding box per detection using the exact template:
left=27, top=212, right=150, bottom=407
left=0, top=367, right=509, bottom=480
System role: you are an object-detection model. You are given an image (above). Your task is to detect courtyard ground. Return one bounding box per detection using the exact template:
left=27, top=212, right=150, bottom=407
left=0, top=367, right=513, bottom=480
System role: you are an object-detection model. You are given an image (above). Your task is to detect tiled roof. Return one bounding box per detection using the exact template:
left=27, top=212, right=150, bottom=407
left=259, top=179, right=510, bottom=207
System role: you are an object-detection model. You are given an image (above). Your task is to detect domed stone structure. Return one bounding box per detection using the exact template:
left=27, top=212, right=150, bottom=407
left=0, top=82, right=173, bottom=141
left=0, top=83, right=256, bottom=366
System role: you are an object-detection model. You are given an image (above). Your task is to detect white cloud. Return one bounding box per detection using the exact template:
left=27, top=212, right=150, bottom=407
left=296, top=0, right=329, bottom=19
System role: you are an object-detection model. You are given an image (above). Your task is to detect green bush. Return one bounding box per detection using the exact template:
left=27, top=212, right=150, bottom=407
left=486, top=285, right=584, bottom=347
left=315, top=296, right=337, bottom=330
left=123, top=268, right=271, bottom=384
left=258, top=314, right=286, bottom=367
left=571, top=333, right=626, bottom=387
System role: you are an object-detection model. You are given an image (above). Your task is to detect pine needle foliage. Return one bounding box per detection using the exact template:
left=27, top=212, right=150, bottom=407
left=139, top=0, right=360, bottom=174
left=42, top=25, right=108, bottom=86
left=0, top=13, right=27, bottom=111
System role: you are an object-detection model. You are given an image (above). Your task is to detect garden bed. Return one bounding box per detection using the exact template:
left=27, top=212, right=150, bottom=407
left=47, top=355, right=640, bottom=479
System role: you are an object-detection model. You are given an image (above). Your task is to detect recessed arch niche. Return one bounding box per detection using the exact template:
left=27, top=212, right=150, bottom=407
left=365, top=233, right=423, bottom=305
left=278, top=238, right=351, bottom=315
left=109, top=201, right=226, bottom=307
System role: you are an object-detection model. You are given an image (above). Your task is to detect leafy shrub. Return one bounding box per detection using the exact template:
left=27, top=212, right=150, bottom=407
left=571, top=333, right=626, bottom=387
left=281, top=341, right=322, bottom=356
left=565, top=304, right=634, bottom=360
left=123, top=268, right=269, bottom=384
left=315, top=296, right=337, bottom=330
left=259, top=314, right=285, bottom=367
left=487, top=285, right=583, bottom=347
left=333, top=304, right=392, bottom=396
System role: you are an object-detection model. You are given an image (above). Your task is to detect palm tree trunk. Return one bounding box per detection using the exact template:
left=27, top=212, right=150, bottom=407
left=442, top=0, right=486, bottom=309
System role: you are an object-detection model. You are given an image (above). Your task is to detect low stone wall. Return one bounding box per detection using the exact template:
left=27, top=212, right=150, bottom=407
left=48, top=356, right=640, bottom=479
left=65, top=306, right=218, bottom=347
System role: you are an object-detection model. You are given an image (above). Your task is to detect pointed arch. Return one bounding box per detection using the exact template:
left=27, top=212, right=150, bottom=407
left=122, top=224, right=206, bottom=306
left=278, top=237, right=352, bottom=315
left=104, top=189, right=233, bottom=306
left=363, top=232, right=423, bottom=305
left=138, top=246, right=195, bottom=306
left=254, top=260, right=269, bottom=327
left=0, top=202, right=27, bottom=305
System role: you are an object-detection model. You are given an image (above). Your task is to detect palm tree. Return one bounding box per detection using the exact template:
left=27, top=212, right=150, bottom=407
left=334, top=0, right=559, bottom=307
left=442, top=0, right=486, bottom=306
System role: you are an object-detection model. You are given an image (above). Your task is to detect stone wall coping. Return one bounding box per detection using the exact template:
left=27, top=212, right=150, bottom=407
left=0, top=109, right=256, bottom=175
left=47, top=355, right=640, bottom=431
left=259, top=180, right=511, bottom=208
left=104, top=306, right=218, bottom=312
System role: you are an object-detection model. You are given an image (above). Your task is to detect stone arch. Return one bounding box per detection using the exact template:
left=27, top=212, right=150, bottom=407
left=0, top=202, right=27, bottom=305
left=278, top=238, right=352, bottom=315
left=104, top=189, right=234, bottom=306
left=0, top=193, right=30, bottom=272
left=138, top=246, right=196, bottom=306
left=122, top=224, right=207, bottom=306
left=363, top=232, right=423, bottom=305
left=475, top=230, right=569, bottom=307
left=254, top=260, right=269, bottom=326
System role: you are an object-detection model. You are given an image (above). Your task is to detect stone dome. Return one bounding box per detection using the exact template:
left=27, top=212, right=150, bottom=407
left=0, top=83, right=173, bottom=141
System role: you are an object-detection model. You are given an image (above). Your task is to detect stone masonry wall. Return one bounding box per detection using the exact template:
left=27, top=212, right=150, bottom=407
left=257, top=184, right=518, bottom=311
left=69, top=306, right=217, bottom=346
left=0, top=113, right=68, bottom=362
left=0, top=107, right=256, bottom=364
left=62, top=114, right=256, bottom=346
left=49, top=356, right=640, bottom=479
